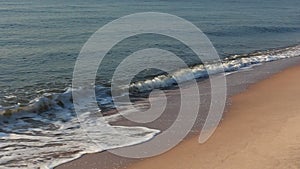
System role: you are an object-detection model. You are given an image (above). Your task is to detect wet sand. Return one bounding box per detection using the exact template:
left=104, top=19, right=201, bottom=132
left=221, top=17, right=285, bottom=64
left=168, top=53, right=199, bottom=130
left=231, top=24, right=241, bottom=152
left=56, top=58, right=300, bottom=169
left=126, top=64, right=300, bottom=169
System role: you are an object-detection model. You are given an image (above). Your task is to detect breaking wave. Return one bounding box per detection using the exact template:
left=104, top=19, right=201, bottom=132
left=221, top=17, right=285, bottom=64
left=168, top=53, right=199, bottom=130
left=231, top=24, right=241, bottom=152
left=0, top=44, right=299, bottom=169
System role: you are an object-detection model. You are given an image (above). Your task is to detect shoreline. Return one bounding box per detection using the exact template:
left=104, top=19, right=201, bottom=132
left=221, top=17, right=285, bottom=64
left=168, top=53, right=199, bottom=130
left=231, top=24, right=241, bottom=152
left=125, top=63, right=300, bottom=169
left=56, top=58, right=300, bottom=169
left=1, top=1, right=300, bottom=167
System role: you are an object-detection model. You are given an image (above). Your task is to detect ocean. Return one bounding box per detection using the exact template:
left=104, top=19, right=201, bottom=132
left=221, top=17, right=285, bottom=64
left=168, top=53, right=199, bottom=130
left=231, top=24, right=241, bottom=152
left=0, top=0, right=300, bottom=168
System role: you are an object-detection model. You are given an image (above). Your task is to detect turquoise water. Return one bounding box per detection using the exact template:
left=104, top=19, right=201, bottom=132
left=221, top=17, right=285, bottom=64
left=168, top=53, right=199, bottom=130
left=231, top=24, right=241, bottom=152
left=0, top=0, right=300, bottom=168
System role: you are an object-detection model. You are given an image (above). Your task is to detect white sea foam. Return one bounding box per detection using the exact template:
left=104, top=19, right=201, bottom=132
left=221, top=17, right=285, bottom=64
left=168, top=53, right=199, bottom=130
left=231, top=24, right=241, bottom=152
left=0, top=88, right=160, bottom=168
left=0, top=45, right=299, bottom=169
left=0, top=107, right=159, bottom=169
left=130, top=45, right=300, bottom=92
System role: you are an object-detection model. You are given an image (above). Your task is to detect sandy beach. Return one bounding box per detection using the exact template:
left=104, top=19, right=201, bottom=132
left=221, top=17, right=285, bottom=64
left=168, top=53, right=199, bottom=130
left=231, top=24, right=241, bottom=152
left=125, top=64, right=300, bottom=169
left=55, top=61, right=300, bottom=169
left=2, top=1, right=300, bottom=168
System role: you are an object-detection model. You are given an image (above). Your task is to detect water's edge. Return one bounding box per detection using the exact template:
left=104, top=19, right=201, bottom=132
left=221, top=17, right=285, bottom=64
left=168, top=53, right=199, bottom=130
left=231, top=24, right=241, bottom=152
left=1, top=45, right=300, bottom=169
left=55, top=49, right=300, bottom=169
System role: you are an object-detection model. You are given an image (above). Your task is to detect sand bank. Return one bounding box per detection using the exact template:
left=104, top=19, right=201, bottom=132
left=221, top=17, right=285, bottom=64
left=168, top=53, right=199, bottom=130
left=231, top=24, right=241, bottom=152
left=126, top=64, right=300, bottom=169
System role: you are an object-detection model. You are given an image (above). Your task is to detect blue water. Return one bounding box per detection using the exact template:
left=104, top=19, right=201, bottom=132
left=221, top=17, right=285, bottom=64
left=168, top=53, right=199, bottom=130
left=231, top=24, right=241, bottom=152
left=1, top=0, right=300, bottom=106
left=0, top=0, right=300, bottom=168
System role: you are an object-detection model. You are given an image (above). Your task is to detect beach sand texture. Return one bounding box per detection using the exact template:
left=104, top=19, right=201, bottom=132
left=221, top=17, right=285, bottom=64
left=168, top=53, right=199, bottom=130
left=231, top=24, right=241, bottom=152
left=125, top=64, right=300, bottom=169
left=55, top=61, right=300, bottom=169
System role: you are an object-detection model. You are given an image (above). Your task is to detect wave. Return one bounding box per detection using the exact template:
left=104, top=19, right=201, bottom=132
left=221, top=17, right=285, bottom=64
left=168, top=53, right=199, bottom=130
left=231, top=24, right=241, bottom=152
left=206, top=26, right=300, bottom=37
left=129, top=44, right=300, bottom=92
left=0, top=87, right=159, bottom=168
left=1, top=45, right=300, bottom=117
left=0, top=45, right=298, bottom=119
left=0, top=115, right=159, bottom=169
left=0, top=44, right=299, bottom=168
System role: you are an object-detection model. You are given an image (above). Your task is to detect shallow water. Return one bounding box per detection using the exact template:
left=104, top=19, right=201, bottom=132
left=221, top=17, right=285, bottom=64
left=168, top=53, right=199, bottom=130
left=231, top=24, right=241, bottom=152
left=1, top=0, right=300, bottom=168
left=1, top=0, right=300, bottom=106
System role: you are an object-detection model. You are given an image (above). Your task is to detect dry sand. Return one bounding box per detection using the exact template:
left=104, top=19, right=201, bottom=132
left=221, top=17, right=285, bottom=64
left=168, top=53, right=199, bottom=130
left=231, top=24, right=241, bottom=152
left=56, top=63, right=300, bottom=169
left=125, top=65, right=300, bottom=169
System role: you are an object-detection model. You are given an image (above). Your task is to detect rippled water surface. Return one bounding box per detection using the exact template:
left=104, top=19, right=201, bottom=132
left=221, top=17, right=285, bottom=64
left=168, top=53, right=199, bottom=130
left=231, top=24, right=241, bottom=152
left=1, top=0, right=300, bottom=168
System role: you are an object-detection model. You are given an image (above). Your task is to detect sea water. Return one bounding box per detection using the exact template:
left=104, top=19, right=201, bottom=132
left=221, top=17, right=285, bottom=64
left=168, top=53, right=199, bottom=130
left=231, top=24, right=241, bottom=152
left=0, top=0, right=300, bottom=168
